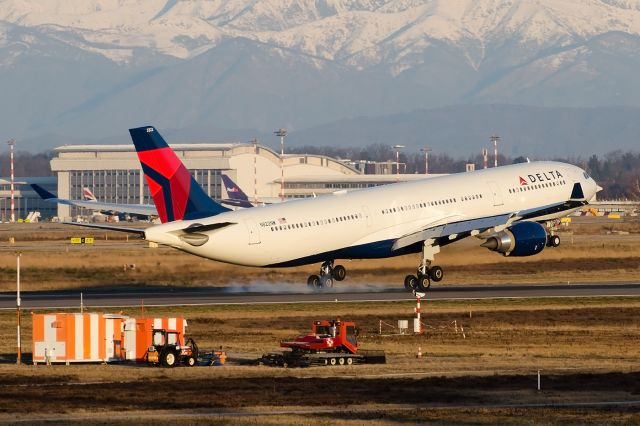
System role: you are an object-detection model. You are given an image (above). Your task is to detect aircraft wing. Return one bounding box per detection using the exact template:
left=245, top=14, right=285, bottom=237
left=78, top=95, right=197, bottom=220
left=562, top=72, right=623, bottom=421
left=30, top=184, right=157, bottom=216
left=393, top=198, right=589, bottom=251
left=62, top=199, right=157, bottom=216
left=392, top=213, right=514, bottom=251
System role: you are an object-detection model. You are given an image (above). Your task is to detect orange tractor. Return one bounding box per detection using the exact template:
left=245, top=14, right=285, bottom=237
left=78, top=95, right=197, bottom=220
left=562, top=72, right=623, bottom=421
left=261, top=319, right=386, bottom=367
left=146, top=328, right=199, bottom=367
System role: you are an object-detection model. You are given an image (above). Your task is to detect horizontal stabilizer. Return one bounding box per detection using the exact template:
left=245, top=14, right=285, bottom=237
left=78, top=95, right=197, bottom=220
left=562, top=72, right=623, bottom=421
left=182, top=222, right=236, bottom=234
left=62, top=222, right=146, bottom=236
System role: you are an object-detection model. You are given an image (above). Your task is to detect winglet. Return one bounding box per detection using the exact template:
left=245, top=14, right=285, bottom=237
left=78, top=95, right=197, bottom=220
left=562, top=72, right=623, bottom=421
left=129, top=126, right=230, bottom=223
left=30, top=184, right=57, bottom=200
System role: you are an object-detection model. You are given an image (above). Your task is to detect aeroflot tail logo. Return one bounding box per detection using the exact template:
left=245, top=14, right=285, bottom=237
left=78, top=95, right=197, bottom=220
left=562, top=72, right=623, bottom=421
left=520, top=170, right=563, bottom=185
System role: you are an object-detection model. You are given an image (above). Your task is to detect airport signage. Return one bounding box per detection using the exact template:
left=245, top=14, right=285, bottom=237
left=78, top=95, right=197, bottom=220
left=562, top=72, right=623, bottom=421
left=70, top=237, right=94, bottom=244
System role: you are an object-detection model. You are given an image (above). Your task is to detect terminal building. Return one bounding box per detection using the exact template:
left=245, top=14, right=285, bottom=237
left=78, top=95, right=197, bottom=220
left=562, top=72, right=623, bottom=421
left=0, top=177, right=57, bottom=221
left=49, top=142, right=427, bottom=220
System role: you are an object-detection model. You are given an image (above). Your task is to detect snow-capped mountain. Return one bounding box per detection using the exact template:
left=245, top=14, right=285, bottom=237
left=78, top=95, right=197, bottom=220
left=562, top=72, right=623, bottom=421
left=2, top=0, right=640, bottom=153
left=4, top=0, right=640, bottom=68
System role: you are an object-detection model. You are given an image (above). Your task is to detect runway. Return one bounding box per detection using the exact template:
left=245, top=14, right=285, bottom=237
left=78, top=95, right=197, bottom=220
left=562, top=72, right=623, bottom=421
left=1, top=282, right=639, bottom=310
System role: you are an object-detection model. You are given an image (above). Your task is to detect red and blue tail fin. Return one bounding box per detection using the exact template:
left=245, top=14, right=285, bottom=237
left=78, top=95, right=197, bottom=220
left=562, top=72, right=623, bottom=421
left=129, top=126, right=230, bottom=223
left=82, top=187, right=97, bottom=202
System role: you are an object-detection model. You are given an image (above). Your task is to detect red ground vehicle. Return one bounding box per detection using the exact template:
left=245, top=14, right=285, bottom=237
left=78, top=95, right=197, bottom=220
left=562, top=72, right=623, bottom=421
left=261, top=319, right=385, bottom=367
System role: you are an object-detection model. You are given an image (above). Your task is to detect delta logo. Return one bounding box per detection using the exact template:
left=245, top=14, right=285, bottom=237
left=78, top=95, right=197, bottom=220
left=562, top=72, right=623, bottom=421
left=519, top=170, right=564, bottom=185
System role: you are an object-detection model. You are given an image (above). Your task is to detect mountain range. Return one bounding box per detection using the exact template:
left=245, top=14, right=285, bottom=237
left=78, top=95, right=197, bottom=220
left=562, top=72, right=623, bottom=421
left=1, top=0, right=640, bottom=156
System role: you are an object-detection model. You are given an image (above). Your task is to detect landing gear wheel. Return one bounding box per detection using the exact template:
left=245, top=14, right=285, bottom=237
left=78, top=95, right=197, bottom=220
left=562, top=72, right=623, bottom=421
left=332, top=265, right=347, bottom=281
left=320, top=275, right=334, bottom=289
left=429, top=266, right=444, bottom=282
left=416, top=275, right=431, bottom=292
left=307, top=275, right=320, bottom=289
left=404, top=275, right=418, bottom=292
left=549, top=235, right=561, bottom=248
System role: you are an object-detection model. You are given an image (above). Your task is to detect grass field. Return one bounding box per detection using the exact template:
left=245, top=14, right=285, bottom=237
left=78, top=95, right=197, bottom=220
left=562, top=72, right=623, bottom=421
left=0, top=220, right=639, bottom=291
left=0, top=219, right=639, bottom=423
left=0, top=298, right=639, bottom=424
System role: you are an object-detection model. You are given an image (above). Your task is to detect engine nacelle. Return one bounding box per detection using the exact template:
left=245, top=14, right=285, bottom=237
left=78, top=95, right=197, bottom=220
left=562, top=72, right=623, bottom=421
left=481, top=221, right=547, bottom=257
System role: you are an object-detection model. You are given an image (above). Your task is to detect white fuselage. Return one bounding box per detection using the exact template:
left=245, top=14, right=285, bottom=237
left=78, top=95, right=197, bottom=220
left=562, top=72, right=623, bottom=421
left=144, top=161, right=598, bottom=267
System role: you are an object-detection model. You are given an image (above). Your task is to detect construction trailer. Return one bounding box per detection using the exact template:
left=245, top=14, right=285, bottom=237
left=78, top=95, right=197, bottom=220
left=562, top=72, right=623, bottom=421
left=122, top=316, right=188, bottom=362
left=32, top=313, right=187, bottom=364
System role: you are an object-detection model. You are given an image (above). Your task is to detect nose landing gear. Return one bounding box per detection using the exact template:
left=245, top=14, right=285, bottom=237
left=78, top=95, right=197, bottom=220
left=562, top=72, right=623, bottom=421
left=307, top=260, right=347, bottom=291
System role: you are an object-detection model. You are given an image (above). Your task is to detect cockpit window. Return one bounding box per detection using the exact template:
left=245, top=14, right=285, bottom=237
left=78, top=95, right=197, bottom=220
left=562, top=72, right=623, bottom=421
left=583, top=171, right=590, bottom=180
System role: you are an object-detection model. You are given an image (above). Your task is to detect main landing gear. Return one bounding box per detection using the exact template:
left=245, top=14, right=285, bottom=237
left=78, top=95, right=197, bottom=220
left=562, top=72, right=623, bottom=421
left=546, top=219, right=562, bottom=248
left=404, top=241, right=444, bottom=293
left=307, top=260, right=347, bottom=291
left=547, top=234, right=561, bottom=248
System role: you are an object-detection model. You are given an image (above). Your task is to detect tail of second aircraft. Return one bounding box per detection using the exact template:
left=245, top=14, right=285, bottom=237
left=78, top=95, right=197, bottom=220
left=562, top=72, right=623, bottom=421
left=220, top=175, right=254, bottom=208
left=82, top=187, right=97, bottom=202
left=129, top=126, right=230, bottom=223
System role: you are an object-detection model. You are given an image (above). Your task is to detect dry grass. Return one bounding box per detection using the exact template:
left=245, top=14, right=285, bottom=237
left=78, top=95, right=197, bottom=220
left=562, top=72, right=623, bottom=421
left=1, top=220, right=639, bottom=423
left=0, top=298, right=640, bottom=423
left=1, top=221, right=640, bottom=291
left=2, top=298, right=640, bottom=376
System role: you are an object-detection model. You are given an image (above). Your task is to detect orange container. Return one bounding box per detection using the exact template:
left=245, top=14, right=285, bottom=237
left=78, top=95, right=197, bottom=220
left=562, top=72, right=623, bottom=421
left=32, top=313, right=187, bottom=364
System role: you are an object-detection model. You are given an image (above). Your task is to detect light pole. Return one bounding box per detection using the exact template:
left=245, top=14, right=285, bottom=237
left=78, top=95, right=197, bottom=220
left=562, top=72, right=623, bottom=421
left=393, top=145, right=405, bottom=182
left=420, top=146, right=431, bottom=175
left=16, top=251, right=21, bottom=364
left=274, top=129, right=287, bottom=201
left=250, top=138, right=259, bottom=204
left=7, top=139, right=15, bottom=222
left=490, top=134, right=500, bottom=167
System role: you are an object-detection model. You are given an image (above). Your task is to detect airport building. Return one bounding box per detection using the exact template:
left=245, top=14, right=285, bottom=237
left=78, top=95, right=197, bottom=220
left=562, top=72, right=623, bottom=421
left=49, top=143, right=427, bottom=219
left=0, top=177, right=57, bottom=221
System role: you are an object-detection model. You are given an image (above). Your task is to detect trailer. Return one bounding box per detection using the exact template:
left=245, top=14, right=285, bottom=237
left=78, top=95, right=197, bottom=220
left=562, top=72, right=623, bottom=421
left=260, top=319, right=386, bottom=367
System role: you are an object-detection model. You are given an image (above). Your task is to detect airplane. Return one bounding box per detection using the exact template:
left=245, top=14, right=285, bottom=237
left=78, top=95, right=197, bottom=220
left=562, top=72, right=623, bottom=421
left=82, top=187, right=98, bottom=202
left=30, top=183, right=157, bottom=217
left=220, top=175, right=254, bottom=208
left=221, top=174, right=289, bottom=206
left=65, top=125, right=601, bottom=293
left=30, top=175, right=254, bottom=218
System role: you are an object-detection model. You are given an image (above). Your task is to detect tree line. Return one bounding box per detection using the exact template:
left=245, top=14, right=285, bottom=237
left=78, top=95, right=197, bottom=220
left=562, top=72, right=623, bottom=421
left=290, top=144, right=640, bottom=200
left=2, top=147, right=638, bottom=200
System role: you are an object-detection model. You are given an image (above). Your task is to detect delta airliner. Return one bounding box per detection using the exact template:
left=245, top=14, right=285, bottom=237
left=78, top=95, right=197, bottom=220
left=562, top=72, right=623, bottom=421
left=67, top=126, right=600, bottom=292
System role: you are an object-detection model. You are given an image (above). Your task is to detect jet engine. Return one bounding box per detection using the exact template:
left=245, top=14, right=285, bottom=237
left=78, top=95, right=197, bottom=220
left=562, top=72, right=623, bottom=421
left=481, top=221, right=547, bottom=257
